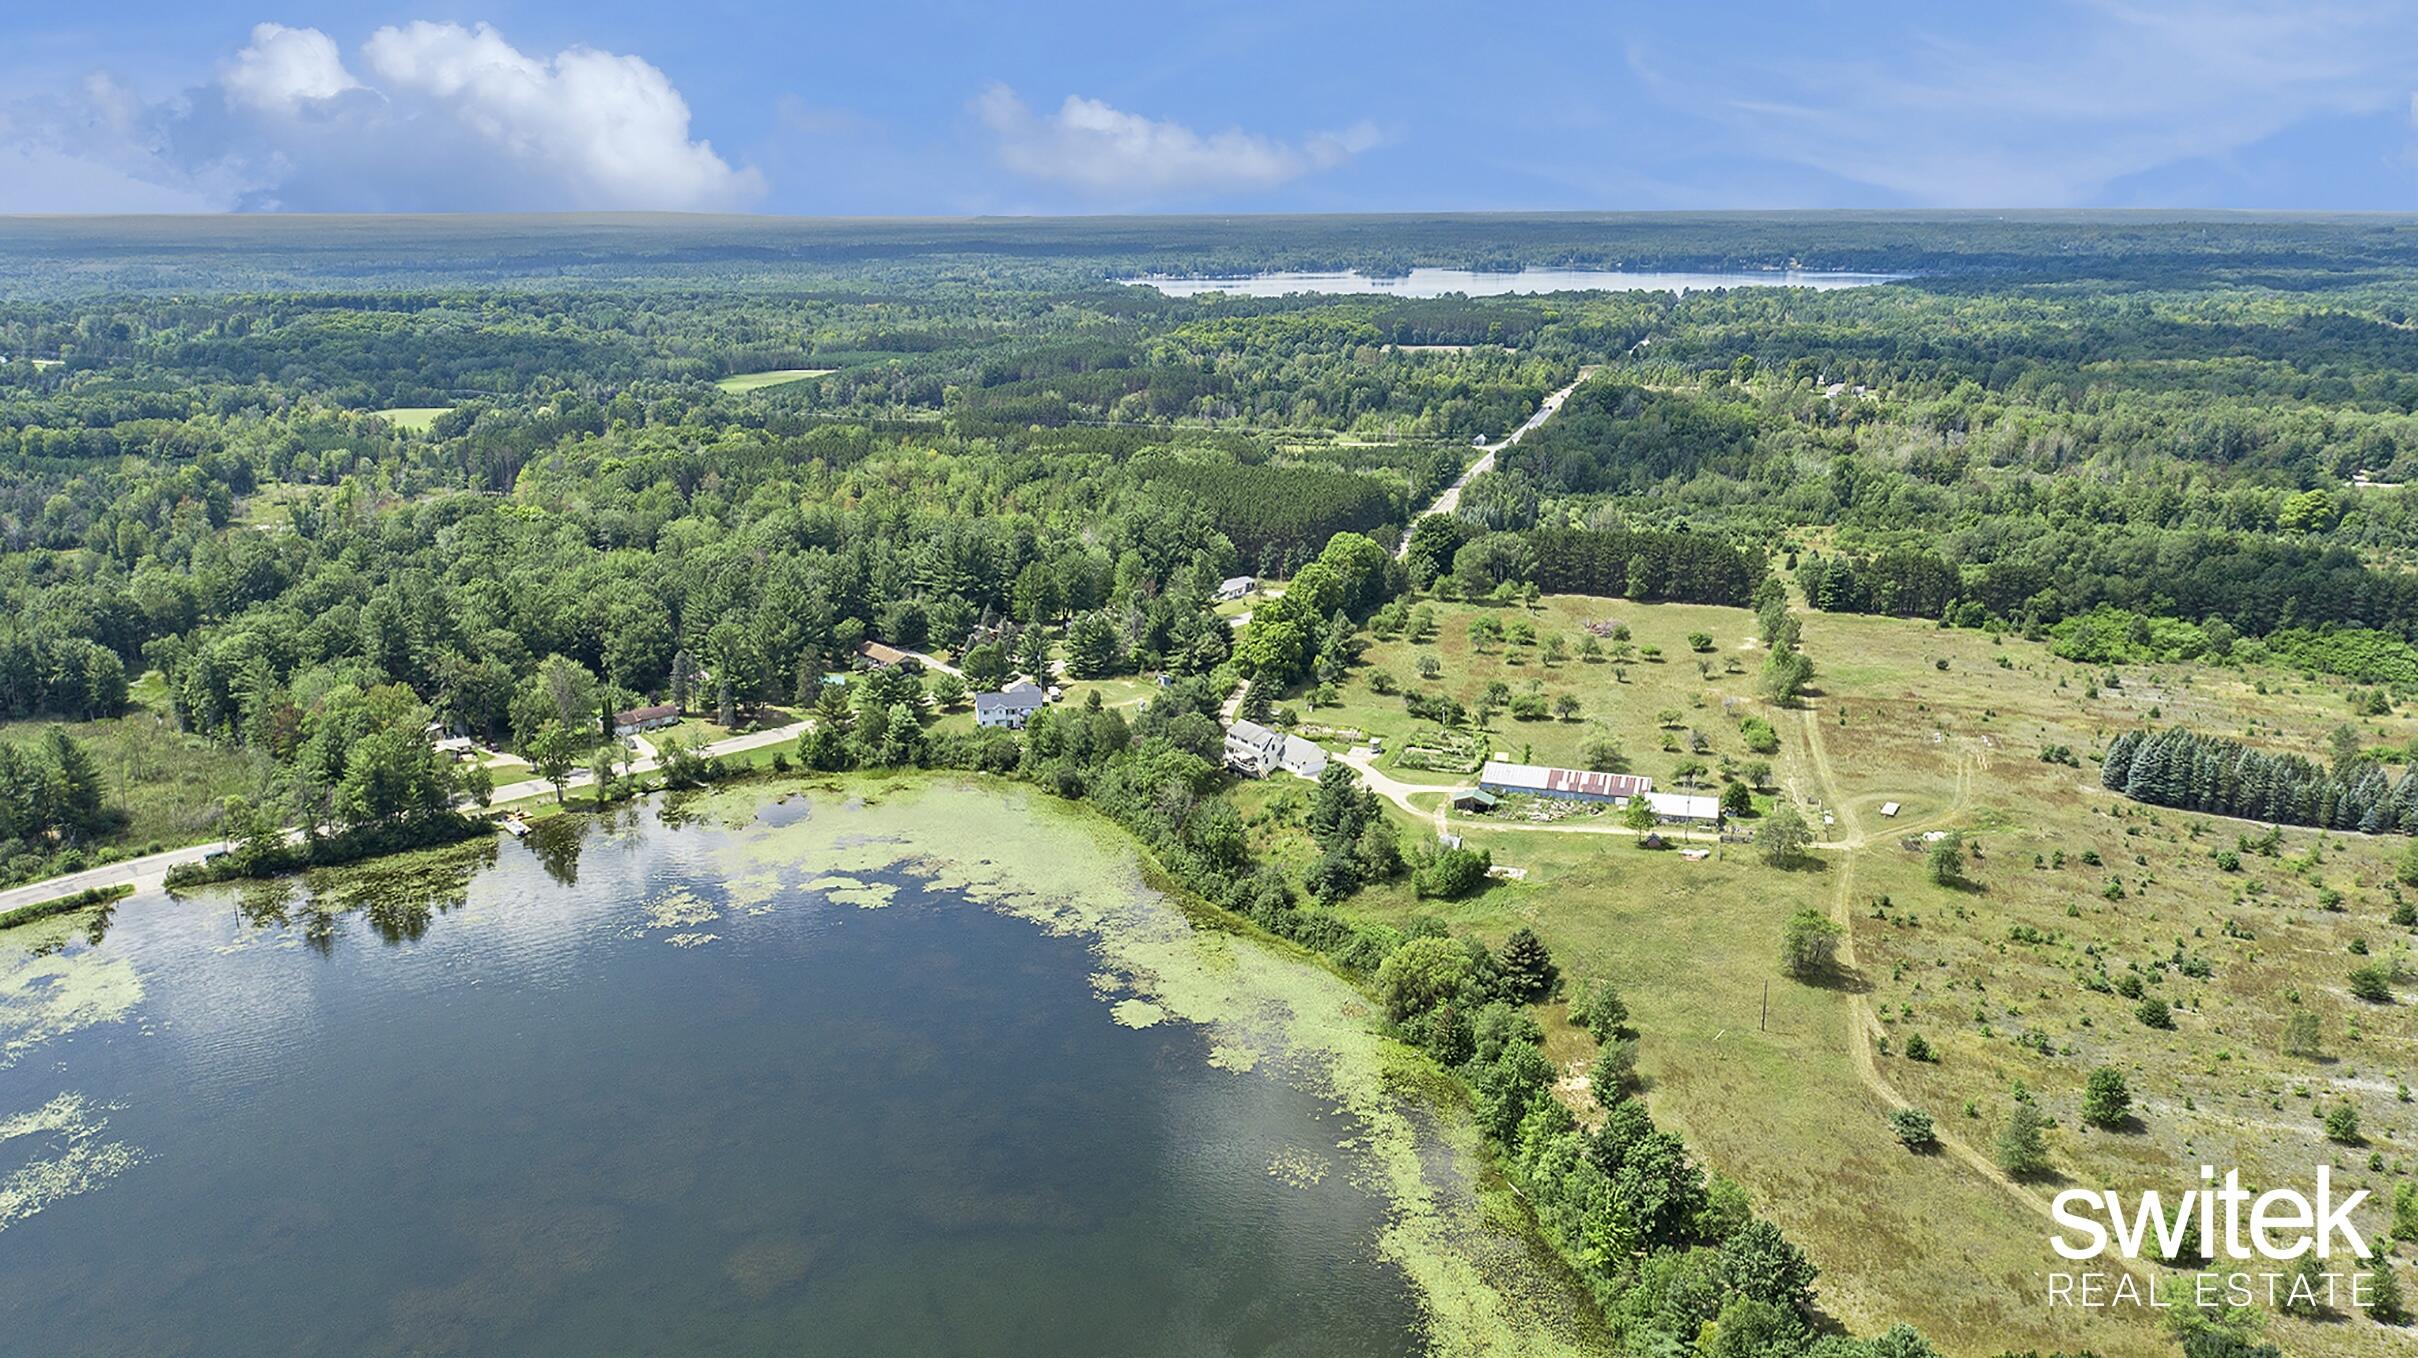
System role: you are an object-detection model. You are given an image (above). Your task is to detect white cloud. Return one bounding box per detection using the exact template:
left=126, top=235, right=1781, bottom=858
left=0, top=19, right=760, bottom=212
left=220, top=22, right=360, bottom=114
left=974, top=84, right=1378, bottom=199
left=359, top=21, right=755, bottom=209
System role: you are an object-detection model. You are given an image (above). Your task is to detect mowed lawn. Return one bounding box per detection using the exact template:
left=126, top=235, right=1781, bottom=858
left=1305, top=596, right=2417, bottom=1356
left=713, top=368, right=835, bottom=394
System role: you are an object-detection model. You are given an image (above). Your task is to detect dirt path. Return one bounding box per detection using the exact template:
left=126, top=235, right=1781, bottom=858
left=1338, top=746, right=1450, bottom=837
left=1792, top=706, right=2155, bottom=1285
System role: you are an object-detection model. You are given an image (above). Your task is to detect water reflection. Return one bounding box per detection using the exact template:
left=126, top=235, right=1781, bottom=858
left=525, top=815, right=589, bottom=887
left=0, top=798, right=1428, bottom=1358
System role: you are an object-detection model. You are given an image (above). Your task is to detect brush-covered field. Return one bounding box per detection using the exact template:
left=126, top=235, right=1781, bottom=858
left=0, top=675, right=267, bottom=882
left=1264, top=594, right=2418, bottom=1356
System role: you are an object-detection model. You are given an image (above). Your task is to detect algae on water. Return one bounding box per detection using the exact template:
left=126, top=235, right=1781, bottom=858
left=0, top=942, right=143, bottom=1069
left=700, top=776, right=1606, bottom=1358
left=0, top=1092, right=140, bottom=1234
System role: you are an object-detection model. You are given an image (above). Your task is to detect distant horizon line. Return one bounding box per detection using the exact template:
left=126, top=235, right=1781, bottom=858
left=4, top=207, right=2416, bottom=224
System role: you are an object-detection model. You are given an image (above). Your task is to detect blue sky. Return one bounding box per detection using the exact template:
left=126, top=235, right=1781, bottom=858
left=7, top=1, right=2418, bottom=214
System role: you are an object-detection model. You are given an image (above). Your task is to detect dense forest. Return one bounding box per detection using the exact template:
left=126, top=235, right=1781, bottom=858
left=14, top=212, right=2418, bottom=1357
left=20, top=214, right=2418, bottom=873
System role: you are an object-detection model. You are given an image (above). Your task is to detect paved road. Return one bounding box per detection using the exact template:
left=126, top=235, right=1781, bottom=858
left=0, top=839, right=234, bottom=916
left=489, top=720, right=810, bottom=804
left=0, top=720, right=815, bottom=915
left=1399, top=366, right=1600, bottom=558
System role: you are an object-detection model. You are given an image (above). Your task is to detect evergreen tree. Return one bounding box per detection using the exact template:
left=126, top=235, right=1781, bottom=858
left=41, top=727, right=106, bottom=836
left=2080, top=1067, right=2132, bottom=1128
left=1996, top=1103, right=2052, bottom=1177
left=1498, top=927, right=1559, bottom=1002
left=1065, top=611, right=1123, bottom=678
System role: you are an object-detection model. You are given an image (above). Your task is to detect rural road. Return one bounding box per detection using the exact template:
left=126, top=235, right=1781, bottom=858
left=487, top=720, right=810, bottom=804
left=0, top=839, right=233, bottom=916
left=0, top=719, right=814, bottom=916
left=1398, top=365, right=1600, bottom=558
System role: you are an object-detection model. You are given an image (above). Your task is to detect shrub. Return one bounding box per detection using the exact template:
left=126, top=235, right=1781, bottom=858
left=2081, top=1067, right=2132, bottom=1128
left=1889, top=1108, right=1936, bottom=1150
left=1780, top=908, right=1842, bottom=980
left=1413, top=844, right=1491, bottom=899
left=2135, top=997, right=2174, bottom=1029
left=2349, top=963, right=2394, bottom=1003
left=2281, top=1009, right=2324, bottom=1059
left=1571, top=980, right=1629, bottom=1036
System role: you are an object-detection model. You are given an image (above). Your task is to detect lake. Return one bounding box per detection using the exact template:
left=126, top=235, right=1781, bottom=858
left=1122, top=266, right=1904, bottom=297
left=0, top=780, right=1596, bottom=1358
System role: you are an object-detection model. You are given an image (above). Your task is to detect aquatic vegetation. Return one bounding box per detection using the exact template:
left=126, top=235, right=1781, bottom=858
left=641, top=885, right=720, bottom=932
left=803, top=874, right=897, bottom=909
left=1109, top=999, right=1165, bottom=1028
left=725, top=869, right=784, bottom=914
left=706, top=775, right=1606, bottom=1357
left=1268, top=1146, right=1331, bottom=1189
left=0, top=942, right=142, bottom=1069
left=0, top=1092, right=139, bottom=1233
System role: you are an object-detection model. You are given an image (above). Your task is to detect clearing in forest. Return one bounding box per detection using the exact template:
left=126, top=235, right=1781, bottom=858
left=714, top=368, right=836, bottom=394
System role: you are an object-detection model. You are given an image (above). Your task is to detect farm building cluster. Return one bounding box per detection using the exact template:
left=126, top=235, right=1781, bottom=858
left=1468, top=759, right=1720, bottom=824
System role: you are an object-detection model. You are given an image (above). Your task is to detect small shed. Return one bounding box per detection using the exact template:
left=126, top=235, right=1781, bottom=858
left=1451, top=789, right=1498, bottom=813
left=1880, top=801, right=1901, bottom=818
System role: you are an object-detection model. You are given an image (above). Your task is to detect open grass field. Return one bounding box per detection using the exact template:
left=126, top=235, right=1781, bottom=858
left=713, top=367, right=835, bottom=394
left=0, top=674, right=267, bottom=878
left=1307, top=595, right=2418, bottom=1355
left=371, top=405, right=450, bottom=432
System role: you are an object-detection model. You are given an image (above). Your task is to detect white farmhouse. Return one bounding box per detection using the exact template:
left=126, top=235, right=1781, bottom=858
left=975, top=682, right=1047, bottom=730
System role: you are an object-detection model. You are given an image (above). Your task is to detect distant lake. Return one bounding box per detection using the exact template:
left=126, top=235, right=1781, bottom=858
left=1124, top=266, right=1904, bottom=297
left=0, top=782, right=1589, bottom=1357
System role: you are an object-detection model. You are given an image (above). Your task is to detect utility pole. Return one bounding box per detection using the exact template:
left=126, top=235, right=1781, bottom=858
left=1760, top=981, right=1769, bottom=1032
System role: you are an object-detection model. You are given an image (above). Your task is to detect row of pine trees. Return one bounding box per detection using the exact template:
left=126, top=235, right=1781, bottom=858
left=2101, top=727, right=2418, bottom=834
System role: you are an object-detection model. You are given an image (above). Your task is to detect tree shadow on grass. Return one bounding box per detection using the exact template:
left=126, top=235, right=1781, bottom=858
left=1785, top=963, right=1871, bottom=996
